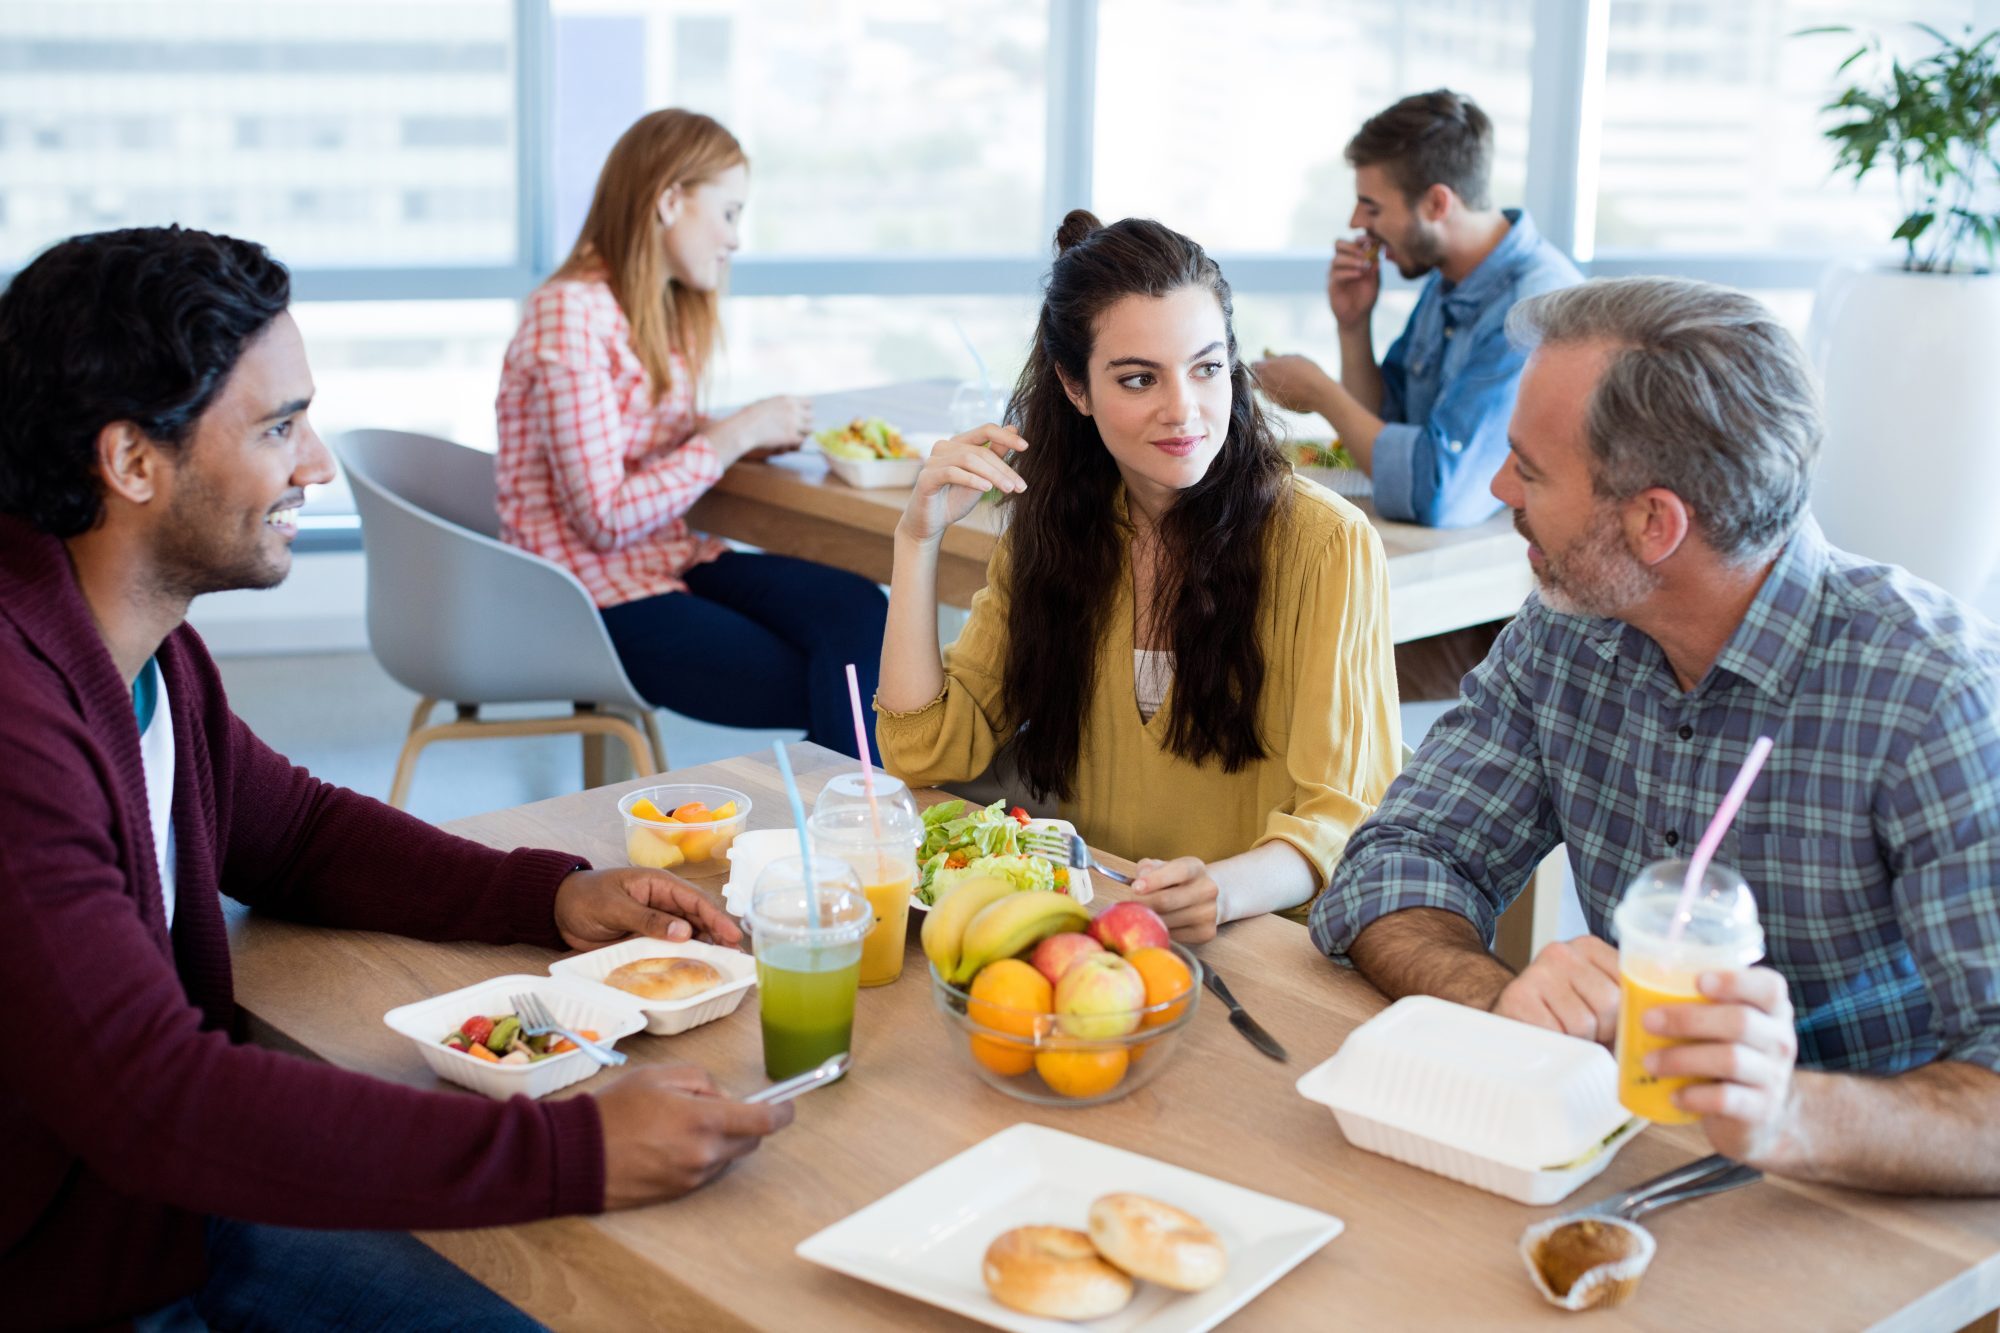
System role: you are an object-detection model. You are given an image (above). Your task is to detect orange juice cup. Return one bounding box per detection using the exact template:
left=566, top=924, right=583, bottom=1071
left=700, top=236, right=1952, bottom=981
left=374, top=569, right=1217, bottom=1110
left=1610, top=860, right=1764, bottom=1124
left=809, top=805, right=920, bottom=988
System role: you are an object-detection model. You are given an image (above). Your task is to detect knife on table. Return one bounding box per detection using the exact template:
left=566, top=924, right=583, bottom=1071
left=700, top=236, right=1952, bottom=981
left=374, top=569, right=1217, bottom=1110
left=1203, top=966, right=1289, bottom=1062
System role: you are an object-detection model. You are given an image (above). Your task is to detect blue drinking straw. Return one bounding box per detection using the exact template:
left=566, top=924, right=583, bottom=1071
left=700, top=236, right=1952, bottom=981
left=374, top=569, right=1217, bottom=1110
left=771, top=741, right=820, bottom=929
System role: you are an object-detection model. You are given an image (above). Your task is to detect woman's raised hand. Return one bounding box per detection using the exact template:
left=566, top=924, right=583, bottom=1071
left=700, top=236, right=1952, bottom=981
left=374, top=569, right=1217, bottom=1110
left=896, top=424, right=1028, bottom=547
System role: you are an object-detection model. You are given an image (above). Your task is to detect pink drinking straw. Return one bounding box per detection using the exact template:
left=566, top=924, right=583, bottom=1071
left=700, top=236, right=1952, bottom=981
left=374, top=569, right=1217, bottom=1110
left=843, top=662, right=884, bottom=838
left=1669, top=735, right=1774, bottom=943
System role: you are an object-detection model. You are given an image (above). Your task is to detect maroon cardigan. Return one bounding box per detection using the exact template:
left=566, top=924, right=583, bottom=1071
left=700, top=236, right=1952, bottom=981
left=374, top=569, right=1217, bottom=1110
left=0, top=517, right=606, bottom=1328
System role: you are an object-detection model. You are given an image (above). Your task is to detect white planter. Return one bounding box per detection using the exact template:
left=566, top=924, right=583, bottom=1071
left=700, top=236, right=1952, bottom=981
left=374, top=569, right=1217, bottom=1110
left=1808, top=262, right=2000, bottom=601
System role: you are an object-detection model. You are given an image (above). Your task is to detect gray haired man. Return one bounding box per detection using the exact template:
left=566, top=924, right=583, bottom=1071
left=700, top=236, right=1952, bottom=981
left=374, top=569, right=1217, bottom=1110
left=1312, top=277, right=2000, bottom=1195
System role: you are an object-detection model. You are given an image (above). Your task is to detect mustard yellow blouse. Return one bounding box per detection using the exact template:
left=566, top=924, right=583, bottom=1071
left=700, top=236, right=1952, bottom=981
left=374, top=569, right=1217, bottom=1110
left=876, top=476, right=1402, bottom=922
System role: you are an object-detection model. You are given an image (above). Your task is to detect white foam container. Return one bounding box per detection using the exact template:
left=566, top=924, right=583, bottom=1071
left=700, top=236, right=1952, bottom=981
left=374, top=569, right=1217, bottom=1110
left=1295, top=995, right=1644, bottom=1204
left=383, top=973, right=647, bottom=1101
left=547, top=938, right=758, bottom=1035
left=825, top=453, right=924, bottom=489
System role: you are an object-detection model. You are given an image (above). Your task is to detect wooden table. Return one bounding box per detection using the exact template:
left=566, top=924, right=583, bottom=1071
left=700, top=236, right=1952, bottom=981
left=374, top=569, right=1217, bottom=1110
left=228, top=745, right=2000, bottom=1332
left=686, top=381, right=1533, bottom=643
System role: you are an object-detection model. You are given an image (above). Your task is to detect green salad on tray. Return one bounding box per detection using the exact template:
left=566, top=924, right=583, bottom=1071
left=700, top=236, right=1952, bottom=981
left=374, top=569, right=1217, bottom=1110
left=917, top=798, right=1073, bottom=905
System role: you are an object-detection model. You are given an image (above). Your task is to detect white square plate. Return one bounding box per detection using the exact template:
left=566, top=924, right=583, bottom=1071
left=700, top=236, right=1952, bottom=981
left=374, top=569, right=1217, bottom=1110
left=796, top=1124, right=1343, bottom=1332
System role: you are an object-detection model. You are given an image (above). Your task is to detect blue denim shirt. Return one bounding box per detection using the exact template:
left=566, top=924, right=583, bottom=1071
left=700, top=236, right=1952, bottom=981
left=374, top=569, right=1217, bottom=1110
left=1313, top=520, right=2000, bottom=1077
left=1373, top=209, right=1581, bottom=527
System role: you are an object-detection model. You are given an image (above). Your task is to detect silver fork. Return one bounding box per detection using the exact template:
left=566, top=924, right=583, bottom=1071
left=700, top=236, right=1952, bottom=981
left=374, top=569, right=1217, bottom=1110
left=1020, top=826, right=1134, bottom=886
left=510, top=992, right=626, bottom=1067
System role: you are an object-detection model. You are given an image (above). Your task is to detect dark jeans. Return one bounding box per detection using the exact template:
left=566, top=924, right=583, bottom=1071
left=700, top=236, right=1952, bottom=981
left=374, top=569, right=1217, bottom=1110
left=603, top=551, right=889, bottom=759
left=134, top=1217, right=544, bottom=1332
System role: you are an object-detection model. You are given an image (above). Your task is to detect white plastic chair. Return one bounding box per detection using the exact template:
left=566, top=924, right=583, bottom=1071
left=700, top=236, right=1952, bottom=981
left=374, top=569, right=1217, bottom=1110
left=334, top=429, right=666, bottom=808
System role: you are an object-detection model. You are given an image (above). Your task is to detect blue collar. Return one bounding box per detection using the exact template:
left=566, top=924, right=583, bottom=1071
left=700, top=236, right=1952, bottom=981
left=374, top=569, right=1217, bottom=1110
left=1440, top=208, right=1539, bottom=313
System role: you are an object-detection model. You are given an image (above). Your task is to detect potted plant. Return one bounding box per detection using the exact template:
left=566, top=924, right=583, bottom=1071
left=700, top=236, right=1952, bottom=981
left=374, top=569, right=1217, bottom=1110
left=1804, top=23, right=2000, bottom=600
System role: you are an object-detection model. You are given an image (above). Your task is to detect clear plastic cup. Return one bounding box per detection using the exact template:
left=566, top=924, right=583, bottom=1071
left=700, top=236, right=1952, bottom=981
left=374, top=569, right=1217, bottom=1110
left=810, top=806, right=921, bottom=988
left=813, top=770, right=920, bottom=832
left=1610, top=860, right=1765, bottom=1124
left=747, top=858, right=871, bottom=1080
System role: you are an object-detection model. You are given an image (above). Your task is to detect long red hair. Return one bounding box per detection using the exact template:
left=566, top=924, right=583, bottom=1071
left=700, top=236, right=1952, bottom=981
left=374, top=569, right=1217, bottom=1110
left=554, top=109, right=746, bottom=400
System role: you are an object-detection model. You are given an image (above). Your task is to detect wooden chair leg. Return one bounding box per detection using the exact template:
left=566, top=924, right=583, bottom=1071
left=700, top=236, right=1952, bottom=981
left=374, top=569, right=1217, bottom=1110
left=386, top=698, right=439, bottom=809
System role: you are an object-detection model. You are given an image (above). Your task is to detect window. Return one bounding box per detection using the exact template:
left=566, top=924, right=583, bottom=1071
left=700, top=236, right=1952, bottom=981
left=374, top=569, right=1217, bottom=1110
left=1593, top=1, right=1978, bottom=254
left=549, top=1, right=1051, bottom=257
left=1092, top=0, right=1535, bottom=253
left=0, top=0, right=521, bottom=271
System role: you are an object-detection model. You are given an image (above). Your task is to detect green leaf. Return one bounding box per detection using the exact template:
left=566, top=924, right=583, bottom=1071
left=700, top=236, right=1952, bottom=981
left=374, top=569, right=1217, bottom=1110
left=1893, top=212, right=1937, bottom=241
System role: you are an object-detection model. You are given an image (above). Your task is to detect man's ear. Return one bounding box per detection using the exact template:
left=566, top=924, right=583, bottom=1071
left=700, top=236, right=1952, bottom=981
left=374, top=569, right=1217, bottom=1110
left=1627, top=487, right=1692, bottom=568
left=1056, top=369, right=1091, bottom=418
left=1421, top=182, right=1455, bottom=223
left=96, top=422, right=166, bottom=507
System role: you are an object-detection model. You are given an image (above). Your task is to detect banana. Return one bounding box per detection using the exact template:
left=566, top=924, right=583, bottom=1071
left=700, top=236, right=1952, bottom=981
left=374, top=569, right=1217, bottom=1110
left=921, top=875, right=1021, bottom=980
left=949, top=892, right=1091, bottom=986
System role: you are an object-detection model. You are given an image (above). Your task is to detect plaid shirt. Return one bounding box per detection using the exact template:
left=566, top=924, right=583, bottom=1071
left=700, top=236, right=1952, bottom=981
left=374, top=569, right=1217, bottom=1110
left=1312, top=520, right=2000, bottom=1076
left=496, top=279, right=727, bottom=608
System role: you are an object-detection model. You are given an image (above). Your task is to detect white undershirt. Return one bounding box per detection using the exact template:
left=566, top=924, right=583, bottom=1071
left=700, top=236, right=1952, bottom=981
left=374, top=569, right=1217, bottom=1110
left=136, top=659, right=178, bottom=928
left=1134, top=649, right=1175, bottom=723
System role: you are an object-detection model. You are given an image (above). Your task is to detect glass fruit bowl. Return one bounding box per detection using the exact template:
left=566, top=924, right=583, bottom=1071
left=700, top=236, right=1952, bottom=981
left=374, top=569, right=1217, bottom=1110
left=618, top=784, right=752, bottom=870
left=928, top=941, right=1203, bottom=1107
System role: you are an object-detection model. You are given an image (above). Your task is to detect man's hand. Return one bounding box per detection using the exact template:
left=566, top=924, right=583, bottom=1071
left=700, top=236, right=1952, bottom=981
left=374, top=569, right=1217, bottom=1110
left=1329, top=236, right=1381, bottom=331
left=1650, top=966, right=1803, bottom=1166
left=1492, top=934, right=1622, bottom=1043
left=553, top=868, right=743, bottom=952
left=1251, top=352, right=1336, bottom=416
left=1131, top=857, right=1222, bottom=944
left=596, top=1064, right=793, bottom=1207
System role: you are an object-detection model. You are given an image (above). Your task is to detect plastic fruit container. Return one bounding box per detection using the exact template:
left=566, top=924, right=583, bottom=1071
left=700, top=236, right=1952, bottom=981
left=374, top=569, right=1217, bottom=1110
left=928, top=943, right=1202, bottom=1107
left=619, top=783, right=752, bottom=870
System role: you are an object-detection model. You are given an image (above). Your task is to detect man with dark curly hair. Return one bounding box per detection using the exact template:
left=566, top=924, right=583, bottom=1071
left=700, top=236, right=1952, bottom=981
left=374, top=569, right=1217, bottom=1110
left=0, top=227, right=792, bottom=1331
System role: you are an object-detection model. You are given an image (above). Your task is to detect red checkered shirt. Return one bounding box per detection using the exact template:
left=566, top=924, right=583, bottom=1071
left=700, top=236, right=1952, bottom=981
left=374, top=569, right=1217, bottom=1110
left=496, top=279, right=728, bottom=608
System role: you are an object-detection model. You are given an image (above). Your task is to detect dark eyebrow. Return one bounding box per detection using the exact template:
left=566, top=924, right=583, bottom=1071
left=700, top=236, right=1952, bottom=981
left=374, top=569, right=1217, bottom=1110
left=1104, top=342, right=1224, bottom=372
left=1355, top=192, right=1383, bottom=208
left=257, top=397, right=312, bottom=425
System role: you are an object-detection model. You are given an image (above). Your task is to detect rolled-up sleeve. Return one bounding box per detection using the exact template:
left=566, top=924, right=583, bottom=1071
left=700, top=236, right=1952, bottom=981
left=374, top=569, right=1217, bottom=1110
left=1880, top=670, right=2000, bottom=1074
left=1256, top=515, right=1402, bottom=916
left=1309, top=604, right=1562, bottom=963
left=1368, top=321, right=1524, bottom=529
left=875, top=542, right=1016, bottom=787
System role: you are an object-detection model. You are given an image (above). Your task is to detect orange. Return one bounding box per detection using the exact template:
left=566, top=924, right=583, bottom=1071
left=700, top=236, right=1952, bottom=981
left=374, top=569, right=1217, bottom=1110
left=1035, top=1047, right=1129, bottom=1098
left=968, top=960, right=1051, bottom=1077
left=1127, top=947, right=1194, bottom=1029
left=672, top=801, right=711, bottom=821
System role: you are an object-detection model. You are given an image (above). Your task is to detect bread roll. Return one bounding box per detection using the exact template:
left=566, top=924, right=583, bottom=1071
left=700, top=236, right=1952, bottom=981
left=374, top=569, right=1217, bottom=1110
left=604, top=956, right=723, bottom=1002
left=1087, top=1193, right=1227, bottom=1292
left=982, top=1226, right=1133, bottom=1320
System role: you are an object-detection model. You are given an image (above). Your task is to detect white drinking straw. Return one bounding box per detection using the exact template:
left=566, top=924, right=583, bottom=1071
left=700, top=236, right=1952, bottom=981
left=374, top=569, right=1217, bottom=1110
left=1669, top=735, right=1774, bottom=944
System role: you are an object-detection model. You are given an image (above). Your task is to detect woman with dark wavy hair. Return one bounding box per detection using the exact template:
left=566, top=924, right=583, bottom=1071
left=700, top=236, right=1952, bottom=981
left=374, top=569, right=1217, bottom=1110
left=876, top=211, right=1402, bottom=939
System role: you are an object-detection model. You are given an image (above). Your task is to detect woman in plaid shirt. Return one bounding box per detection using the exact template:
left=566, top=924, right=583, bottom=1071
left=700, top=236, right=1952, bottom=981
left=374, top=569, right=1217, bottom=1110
left=497, top=110, right=887, bottom=757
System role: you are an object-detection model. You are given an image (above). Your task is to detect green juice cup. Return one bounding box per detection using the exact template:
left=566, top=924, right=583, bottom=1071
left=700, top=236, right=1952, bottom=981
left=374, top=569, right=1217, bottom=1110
left=747, top=857, right=871, bottom=1080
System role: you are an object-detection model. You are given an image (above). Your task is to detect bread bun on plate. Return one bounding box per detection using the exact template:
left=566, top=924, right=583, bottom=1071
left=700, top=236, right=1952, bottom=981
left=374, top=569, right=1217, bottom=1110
left=1088, top=1193, right=1227, bottom=1292
left=604, top=956, right=723, bottom=1002
left=982, top=1226, right=1133, bottom=1320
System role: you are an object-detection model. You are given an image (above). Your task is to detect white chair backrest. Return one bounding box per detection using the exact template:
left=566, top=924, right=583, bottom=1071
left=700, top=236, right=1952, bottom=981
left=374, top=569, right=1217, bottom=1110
left=334, top=429, right=652, bottom=711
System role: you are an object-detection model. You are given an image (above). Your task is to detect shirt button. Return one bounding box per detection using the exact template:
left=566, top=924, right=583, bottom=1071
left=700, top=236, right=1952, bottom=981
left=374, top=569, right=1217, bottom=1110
left=1447, top=439, right=1465, bottom=454
left=1677, top=724, right=1693, bottom=740
left=1664, top=830, right=1680, bottom=848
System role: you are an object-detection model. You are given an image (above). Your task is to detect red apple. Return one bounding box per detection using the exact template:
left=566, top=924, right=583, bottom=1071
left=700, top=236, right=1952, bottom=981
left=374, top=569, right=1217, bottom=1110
left=1029, top=932, right=1105, bottom=988
left=1089, top=901, right=1170, bottom=955
left=1053, top=953, right=1147, bottom=1039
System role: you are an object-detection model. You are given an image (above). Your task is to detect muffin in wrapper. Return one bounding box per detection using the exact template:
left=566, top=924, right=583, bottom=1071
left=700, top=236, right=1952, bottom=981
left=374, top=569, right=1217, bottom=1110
left=1519, top=1214, right=1656, bottom=1311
